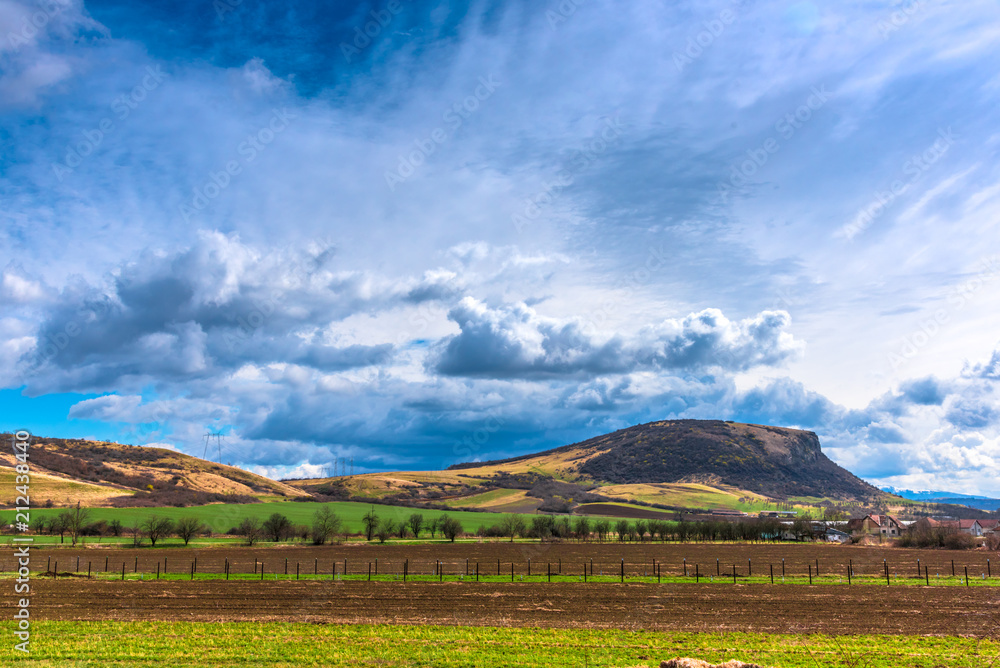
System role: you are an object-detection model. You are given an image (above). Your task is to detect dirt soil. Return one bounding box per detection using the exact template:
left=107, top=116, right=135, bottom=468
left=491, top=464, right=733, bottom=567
left=5, top=543, right=1000, bottom=635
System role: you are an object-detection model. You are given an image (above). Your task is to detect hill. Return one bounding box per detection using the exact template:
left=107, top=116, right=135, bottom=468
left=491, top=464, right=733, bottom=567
left=0, top=435, right=302, bottom=508
left=287, top=419, right=885, bottom=516
left=448, top=420, right=881, bottom=502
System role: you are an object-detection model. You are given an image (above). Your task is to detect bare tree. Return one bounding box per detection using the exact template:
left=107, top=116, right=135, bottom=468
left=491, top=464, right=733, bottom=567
left=311, top=506, right=342, bottom=545
left=108, top=519, right=123, bottom=537
left=238, top=517, right=264, bottom=546
left=407, top=513, right=424, bottom=539
left=439, top=516, right=463, bottom=542
left=362, top=507, right=380, bottom=542
left=67, top=502, right=91, bottom=546
left=593, top=518, right=610, bottom=542
left=499, top=513, right=526, bottom=542
left=52, top=512, right=71, bottom=544
left=375, top=520, right=394, bottom=544
left=126, top=521, right=145, bottom=548
left=573, top=516, right=591, bottom=541
left=262, top=513, right=292, bottom=542
left=142, top=515, right=174, bottom=547
left=174, top=517, right=203, bottom=546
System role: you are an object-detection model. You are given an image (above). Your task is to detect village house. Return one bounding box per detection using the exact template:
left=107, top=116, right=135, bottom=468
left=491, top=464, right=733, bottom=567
left=958, top=519, right=985, bottom=536
left=907, top=517, right=998, bottom=537
left=980, top=519, right=1000, bottom=535
left=846, top=514, right=904, bottom=537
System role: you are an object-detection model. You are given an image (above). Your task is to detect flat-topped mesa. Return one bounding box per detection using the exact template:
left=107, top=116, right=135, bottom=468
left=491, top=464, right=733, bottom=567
left=450, top=419, right=879, bottom=502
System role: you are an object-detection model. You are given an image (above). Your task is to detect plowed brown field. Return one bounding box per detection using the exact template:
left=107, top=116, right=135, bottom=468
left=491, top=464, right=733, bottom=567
left=7, top=543, right=998, bottom=636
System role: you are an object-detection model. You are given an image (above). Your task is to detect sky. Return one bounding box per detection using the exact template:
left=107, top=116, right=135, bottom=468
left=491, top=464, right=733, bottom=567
left=1, top=0, right=1000, bottom=495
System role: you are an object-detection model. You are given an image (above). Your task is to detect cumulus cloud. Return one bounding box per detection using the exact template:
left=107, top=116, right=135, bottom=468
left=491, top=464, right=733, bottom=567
left=15, top=232, right=464, bottom=393
left=3, top=0, right=1000, bottom=494
left=434, top=298, right=802, bottom=378
left=0, top=0, right=106, bottom=107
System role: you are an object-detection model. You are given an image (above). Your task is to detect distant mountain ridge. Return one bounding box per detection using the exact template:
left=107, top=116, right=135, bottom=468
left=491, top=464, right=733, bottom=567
left=880, top=486, right=1000, bottom=511
left=449, top=419, right=881, bottom=502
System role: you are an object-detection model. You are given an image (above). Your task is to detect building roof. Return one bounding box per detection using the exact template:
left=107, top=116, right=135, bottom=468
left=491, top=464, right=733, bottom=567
left=866, top=514, right=901, bottom=527
left=958, top=519, right=983, bottom=529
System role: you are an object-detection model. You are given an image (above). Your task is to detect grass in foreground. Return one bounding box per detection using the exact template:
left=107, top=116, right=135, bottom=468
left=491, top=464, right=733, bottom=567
left=1, top=622, right=997, bottom=667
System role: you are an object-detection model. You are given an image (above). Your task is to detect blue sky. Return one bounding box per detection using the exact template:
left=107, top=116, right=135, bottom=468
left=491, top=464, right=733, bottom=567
left=2, top=0, right=1000, bottom=494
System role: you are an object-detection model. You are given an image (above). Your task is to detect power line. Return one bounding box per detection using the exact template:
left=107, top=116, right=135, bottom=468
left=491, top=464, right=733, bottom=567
left=202, top=430, right=224, bottom=463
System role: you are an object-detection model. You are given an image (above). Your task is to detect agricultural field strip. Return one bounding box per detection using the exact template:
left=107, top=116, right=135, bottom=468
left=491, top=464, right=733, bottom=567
left=1, top=622, right=997, bottom=668
left=4, top=580, right=997, bottom=637
left=6, top=543, right=995, bottom=579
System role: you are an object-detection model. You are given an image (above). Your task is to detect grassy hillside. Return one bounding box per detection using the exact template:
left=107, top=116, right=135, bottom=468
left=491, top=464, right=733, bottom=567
left=0, top=435, right=303, bottom=508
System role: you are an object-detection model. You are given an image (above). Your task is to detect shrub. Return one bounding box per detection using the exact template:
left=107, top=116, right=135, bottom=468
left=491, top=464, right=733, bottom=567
left=942, top=532, right=976, bottom=550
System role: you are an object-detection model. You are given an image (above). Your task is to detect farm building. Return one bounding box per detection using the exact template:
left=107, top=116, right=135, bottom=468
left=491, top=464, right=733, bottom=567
left=824, top=527, right=851, bottom=543
left=846, top=514, right=903, bottom=537
left=980, top=519, right=1000, bottom=534
left=958, top=519, right=985, bottom=536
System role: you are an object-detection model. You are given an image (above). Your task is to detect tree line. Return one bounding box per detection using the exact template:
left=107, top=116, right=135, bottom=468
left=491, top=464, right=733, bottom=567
left=17, top=507, right=819, bottom=546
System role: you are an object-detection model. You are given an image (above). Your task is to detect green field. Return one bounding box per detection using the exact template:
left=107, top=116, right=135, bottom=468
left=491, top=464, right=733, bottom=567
left=1, top=622, right=995, bottom=667
left=7, top=501, right=523, bottom=536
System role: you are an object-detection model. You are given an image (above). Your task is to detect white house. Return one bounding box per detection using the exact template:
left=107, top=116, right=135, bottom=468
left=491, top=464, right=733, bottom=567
left=959, top=519, right=984, bottom=536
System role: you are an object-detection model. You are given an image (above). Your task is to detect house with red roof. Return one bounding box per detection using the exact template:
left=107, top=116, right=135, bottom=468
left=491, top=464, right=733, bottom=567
left=847, top=514, right=904, bottom=537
